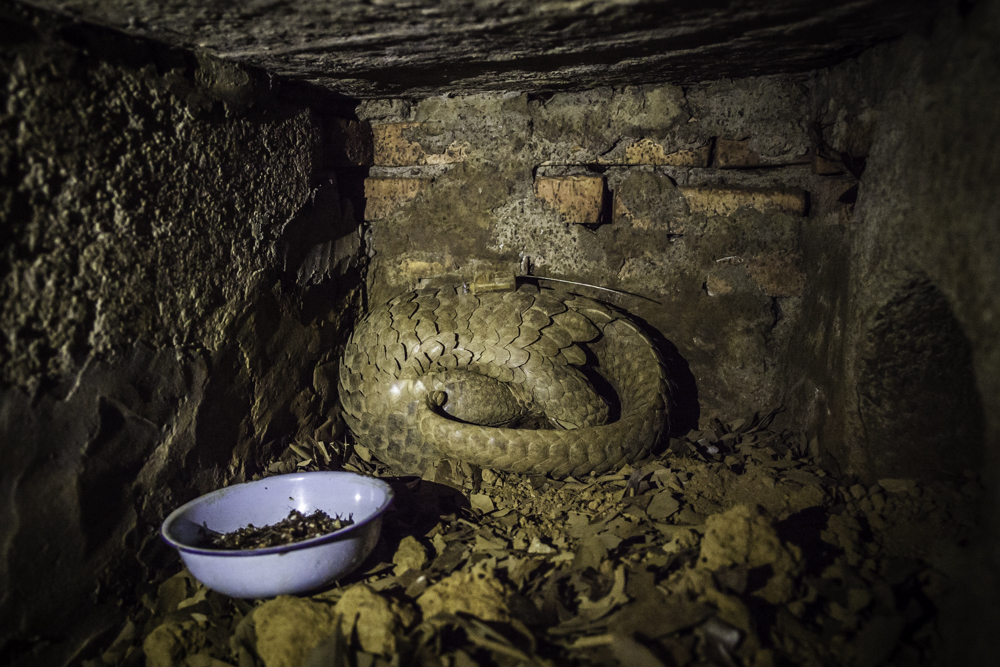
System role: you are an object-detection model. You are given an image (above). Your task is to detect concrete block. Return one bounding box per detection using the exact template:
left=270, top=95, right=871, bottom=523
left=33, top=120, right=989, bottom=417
left=678, top=186, right=807, bottom=217
left=534, top=175, right=605, bottom=224
left=364, top=178, right=431, bottom=220
left=373, top=122, right=468, bottom=166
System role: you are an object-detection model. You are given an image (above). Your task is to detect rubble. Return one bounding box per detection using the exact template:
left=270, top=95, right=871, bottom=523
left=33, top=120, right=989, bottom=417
left=86, top=410, right=980, bottom=666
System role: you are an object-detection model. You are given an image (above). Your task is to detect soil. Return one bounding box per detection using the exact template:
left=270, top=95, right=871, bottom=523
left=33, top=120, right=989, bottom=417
left=88, top=410, right=981, bottom=667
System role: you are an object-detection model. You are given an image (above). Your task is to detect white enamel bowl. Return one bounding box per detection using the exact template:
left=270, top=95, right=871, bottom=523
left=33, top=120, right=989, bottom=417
left=161, top=471, right=393, bottom=598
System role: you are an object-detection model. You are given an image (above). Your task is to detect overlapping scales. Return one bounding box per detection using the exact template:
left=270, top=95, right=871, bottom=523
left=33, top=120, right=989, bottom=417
left=338, top=285, right=670, bottom=477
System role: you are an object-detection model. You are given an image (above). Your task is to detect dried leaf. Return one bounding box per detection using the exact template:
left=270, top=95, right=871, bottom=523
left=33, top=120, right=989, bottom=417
left=577, top=566, right=628, bottom=622
left=573, top=535, right=609, bottom=571
left=611, top=592, right=713, bottom=638
left=610, top=634, right=667, bottom=667
left=470, top=493, right=495, bottom=513
left=646, top=492, right=681, bottom=521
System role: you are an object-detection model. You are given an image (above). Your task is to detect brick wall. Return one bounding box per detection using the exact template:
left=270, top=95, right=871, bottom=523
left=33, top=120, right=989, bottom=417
left=349, top=81, right=860, bottom=426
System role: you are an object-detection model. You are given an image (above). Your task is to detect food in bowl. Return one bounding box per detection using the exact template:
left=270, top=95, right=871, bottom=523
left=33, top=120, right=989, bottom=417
left=160, top=471, right=393, bottom=598
left=198, top=509, right=356, bottom=550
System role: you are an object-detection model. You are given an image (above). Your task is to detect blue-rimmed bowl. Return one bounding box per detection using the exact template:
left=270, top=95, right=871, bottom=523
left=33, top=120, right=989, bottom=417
left=161, top=471, right=393, bottom=598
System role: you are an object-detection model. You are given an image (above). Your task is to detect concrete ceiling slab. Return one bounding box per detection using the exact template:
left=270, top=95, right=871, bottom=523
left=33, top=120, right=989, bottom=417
left=20, top=1, right=943, bottom=98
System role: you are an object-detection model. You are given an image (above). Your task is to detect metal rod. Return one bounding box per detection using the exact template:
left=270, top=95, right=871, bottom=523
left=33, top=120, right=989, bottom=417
left=517, top=275, right=662, bottom=304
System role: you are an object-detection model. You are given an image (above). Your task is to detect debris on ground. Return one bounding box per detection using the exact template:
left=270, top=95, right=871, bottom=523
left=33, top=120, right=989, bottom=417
left=86, top=410, right=981, bottom=667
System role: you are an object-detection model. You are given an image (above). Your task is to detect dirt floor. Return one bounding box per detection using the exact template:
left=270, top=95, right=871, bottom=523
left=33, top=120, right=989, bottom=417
left=89, top=410, right=981, bottom=667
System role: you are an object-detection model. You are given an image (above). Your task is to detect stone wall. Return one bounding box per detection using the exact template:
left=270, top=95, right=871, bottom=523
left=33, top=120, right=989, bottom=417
left=799, top=2, right=999, bottom=486
left=348, top=5, right=1000, bottom=646
left=355, top=79, right=848, bottom=438
left=804, top=4, right=1000, bottom=658
left=353, top=0, right=999, bottom=494
left=0, top=6, right=365, bottom=657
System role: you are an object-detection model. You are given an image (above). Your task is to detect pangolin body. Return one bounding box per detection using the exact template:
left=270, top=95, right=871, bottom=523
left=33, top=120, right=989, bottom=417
left=338, top=284, right=670, bottom=477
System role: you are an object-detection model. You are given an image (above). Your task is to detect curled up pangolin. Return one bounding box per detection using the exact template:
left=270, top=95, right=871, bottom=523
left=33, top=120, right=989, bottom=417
left=338, top=284, right=671, bottom=478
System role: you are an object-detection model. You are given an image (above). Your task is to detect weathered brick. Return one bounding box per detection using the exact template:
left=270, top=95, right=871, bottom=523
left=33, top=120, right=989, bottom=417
left=373, top=123, right=424, bottom=166
left=678, top=186, right=807, bottom=216
left=715, top=137, right=811, bottom=168
left=812, top=153, right=846, bottom=175
left=714, top=138, right=761, bottom=168
left=534, top=175, right=605, bottom=224
left=363, top=178, right=431, bottom=220
left=322, top=117, right=373, bottom=167
left=373, top=122, right=468, bottom=166
left=618, top=138, right=711, bottom=167
left=612, top=170, right=678, bottom=230
left=399, top=258, right=446, bottom=281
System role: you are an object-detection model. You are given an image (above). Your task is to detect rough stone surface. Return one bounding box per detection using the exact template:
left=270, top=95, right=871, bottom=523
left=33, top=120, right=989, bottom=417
left=678, top=186, right=808, bottom=217
left=783, top=6, right=1000, bottom=659
left=332, top=584, right=409, bottom=656
left=0, top=4, right=365, bottom=654
left=19, top=0, right=943, bottom=99
left=790, top=2, right=1000, bottom=490
left=698, top=504, right=803, bottom=605
left=253, top=596, right=339, bottom=667
left=416, top=561, right=510, bottom=623
left=357, top=80, right=819, bottom=429
left=363, top=177, right=432, bottom=220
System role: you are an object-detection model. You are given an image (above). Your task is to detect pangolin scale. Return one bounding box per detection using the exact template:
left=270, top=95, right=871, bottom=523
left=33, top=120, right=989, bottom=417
left=338, top=284, right=670, bottom=477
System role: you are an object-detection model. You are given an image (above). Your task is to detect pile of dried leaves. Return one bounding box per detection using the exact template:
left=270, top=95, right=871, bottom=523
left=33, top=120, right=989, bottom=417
left=87, top=411, right=981, bottom=667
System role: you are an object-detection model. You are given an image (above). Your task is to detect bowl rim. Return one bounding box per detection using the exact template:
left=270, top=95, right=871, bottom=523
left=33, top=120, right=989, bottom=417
left=160, top=471, right=394, bottom=558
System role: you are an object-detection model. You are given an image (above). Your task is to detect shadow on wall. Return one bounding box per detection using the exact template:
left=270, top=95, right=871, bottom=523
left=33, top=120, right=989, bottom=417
left=856, top=276, right=985, bottom=480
